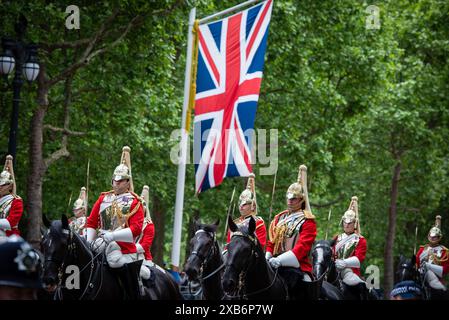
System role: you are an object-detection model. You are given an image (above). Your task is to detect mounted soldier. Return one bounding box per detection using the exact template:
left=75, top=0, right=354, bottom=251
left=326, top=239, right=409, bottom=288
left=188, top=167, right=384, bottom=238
left=265, top=164, right=317, bottom=298
left=225, top=173, right=267, bottom=251
left=136, top=185, right=156, bottom=280
left=0, top=155, right=23, bottom=238
left=85, top=146, right=144, bottom=299
left=332, top=196, right=369, bottom=299
left=416, top=215, right=449, bottom=297
left=68, top=187, right=88, bottom=236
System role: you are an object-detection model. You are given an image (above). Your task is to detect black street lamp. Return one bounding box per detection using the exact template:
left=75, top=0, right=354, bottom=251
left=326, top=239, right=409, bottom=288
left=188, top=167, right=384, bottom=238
left=0, top=15, right=40, bottom=164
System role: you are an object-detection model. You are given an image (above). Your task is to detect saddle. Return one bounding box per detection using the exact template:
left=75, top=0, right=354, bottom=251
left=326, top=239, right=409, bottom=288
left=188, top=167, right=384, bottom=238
left=278, top=267, right=317, bottom=300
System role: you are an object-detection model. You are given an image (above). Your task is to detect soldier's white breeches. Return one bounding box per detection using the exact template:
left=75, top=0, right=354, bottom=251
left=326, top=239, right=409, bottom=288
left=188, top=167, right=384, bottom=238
left=341, top=268, right=365, bottom=286
left=425, top=270, right=447, bottom=291
left=105, top=241, right=138, bottom=268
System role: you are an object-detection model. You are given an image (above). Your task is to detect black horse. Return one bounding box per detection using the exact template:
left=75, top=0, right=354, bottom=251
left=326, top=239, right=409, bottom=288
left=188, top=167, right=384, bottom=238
left=311, top=239, right=344, bottom=300
left=312, top=239, right=379, bottom=300
left=184, top=219, right=224, bottom=300
left=221, top=215, right=288, bottom=300
left=395, top=254, right=448, bottom=300
left=396, top=255, right=418, bottom=283
left=41, top=214, right=182, bottom=300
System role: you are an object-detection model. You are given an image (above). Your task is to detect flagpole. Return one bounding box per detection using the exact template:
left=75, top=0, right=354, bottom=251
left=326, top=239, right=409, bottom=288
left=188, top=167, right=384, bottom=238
left=171, top=7, right=196, bottom=272
left=199, top=0, right=264, bottom=25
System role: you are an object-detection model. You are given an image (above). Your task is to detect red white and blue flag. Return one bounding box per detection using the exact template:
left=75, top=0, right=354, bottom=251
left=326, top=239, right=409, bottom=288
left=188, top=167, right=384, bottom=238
left=194, top=0, right=273, bottom=193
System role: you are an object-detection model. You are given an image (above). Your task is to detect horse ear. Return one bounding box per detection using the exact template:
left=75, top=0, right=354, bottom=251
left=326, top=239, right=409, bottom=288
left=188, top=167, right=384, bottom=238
left=228, top=214, right=238, bottom=232
left=329, top=239, right=336, bottom=247
left=214, top=218, right=220, bottom=227
left=248, top=216, right=256, bottom=235
left=61, top=214, right=69, bottom=230
left=411, top=254, right=416, bottom=266
left=42, top=214, right=51, bottom=228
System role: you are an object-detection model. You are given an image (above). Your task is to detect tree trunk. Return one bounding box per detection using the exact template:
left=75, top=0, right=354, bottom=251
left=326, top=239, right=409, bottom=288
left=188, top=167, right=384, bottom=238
left=383, top=160, right=401, bottom=299
left=152, top=194, right=166, bottom=267
left=26, top=68, right=48, bottom=249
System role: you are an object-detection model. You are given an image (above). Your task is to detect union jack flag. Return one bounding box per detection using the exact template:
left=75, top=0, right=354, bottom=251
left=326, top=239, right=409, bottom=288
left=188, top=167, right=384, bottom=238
left=194, top=0, right=273, bottom=193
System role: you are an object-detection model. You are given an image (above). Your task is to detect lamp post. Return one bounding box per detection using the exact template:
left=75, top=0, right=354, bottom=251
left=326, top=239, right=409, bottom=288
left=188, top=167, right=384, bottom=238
left=0, top=15, right=40, bottom=164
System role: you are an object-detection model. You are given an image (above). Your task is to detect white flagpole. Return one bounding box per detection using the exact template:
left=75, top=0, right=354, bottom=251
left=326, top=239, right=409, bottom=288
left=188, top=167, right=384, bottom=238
left=199, top=0, right=263, bottom=25
left=171, top=7, right=196, bottom=271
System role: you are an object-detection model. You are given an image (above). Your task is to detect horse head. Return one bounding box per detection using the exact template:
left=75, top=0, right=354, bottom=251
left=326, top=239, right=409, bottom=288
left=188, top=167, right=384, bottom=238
left=312, top=239, right=335, bottom=280
left=396, top=254, right=417, bottom=283
left=184, top=218, right=220, bottom=281
left=41, top=214, right=71, bottom=293
left=222, top=215, right=260, bottom=294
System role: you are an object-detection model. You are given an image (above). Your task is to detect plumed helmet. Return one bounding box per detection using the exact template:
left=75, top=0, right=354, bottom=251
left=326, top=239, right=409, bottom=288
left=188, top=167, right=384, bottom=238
left=0, top=155, right=16, bottom=194
left=112, top=146, right=134, bottom=192
left=239, top=173, right=257, bottom=213
left=73, top=187, right=87, bottom=211
left=140, top=185, right=152, bottom=221
left=428, top=215, right=442, bottom=239
left=341, top=196, right=361, bottom=234
left=0, top=236, right=43, bottom=289
left=286, top=165, right=312, bottom=212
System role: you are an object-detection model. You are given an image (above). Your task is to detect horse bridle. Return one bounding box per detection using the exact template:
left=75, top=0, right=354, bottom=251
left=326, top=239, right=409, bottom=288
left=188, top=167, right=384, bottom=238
left=190, top=229, right=225, bottom=282
left=224, top=231, right=284, bottom=300
left=45, top=228, right=102, bottom=300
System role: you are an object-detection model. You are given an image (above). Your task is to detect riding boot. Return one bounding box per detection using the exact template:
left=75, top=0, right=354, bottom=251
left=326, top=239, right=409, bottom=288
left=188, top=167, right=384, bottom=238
left=114, top=260, right=143, bottom=300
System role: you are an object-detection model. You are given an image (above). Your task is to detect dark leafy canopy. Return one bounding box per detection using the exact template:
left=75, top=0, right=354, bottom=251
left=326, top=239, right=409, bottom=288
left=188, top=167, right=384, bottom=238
left=1, top=0, right=448, bottom=285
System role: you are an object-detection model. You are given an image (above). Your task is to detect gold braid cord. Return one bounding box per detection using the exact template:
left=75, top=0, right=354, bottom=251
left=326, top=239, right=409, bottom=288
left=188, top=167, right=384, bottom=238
left=106, top=191, right=142, bottom=228
left=430, top=246, right=449, bottom=265
left=269, top=213, right=288, bottom=256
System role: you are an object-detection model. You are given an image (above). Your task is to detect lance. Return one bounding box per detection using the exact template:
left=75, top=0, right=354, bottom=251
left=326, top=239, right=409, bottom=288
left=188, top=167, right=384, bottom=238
left=325, top=208, right=332, bottom=240
left=222, top=186, right=236, bottom=244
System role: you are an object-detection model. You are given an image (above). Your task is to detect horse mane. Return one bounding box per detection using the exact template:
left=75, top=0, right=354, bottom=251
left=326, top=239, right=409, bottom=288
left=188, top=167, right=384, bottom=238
left=198, top=223, right=218, bottom=234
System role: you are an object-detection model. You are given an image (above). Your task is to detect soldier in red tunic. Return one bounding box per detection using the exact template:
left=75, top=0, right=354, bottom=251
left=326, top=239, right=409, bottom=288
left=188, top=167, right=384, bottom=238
left=68, top=186, right=88, bottom=236
left=416, top=215, right=449, bottom=296
left=85, top=146, right=144, bottom=299
left=265, top=165, right=317, bottom=298
left=225, top=173, right=266, bottom=252
left=0, top=155, right=23, bottom=238
left=332, top=196, right=368, bottom=298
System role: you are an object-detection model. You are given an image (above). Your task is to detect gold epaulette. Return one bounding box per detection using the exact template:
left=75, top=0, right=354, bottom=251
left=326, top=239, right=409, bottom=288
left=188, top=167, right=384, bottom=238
left=304, top=210, right=315, bottom=219
left=12, top=194, right=22, bottom=200
left=130, top=191, right=144, bottom=203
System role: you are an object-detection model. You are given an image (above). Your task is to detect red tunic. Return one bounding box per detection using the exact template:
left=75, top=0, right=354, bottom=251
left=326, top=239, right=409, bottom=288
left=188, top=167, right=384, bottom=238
left=332, top=234, right=367, bottom=276
left=416, top=245, right=449, bottom=280
left=266, top=210, right=317, bottom=274
left=86, top=192, right=144, bottom=254
left=138, top=221, right=155, bottom=260
left=2, top=197, right=23, bottom=237
left=226, top=215, right=267, bottom=249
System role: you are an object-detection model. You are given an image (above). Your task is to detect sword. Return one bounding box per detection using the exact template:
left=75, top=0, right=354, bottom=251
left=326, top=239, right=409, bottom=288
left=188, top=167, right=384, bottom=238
left=266, top=170, right=277, bottom=250
left=66, top=191, right=73, bottom=214
left=414, top=225, right=418, bottom=256
left=222, top=186, right=236, bottom=245
left=86, top=159, right=90, bottom=212
left=325, top=208, right=332, bottom=240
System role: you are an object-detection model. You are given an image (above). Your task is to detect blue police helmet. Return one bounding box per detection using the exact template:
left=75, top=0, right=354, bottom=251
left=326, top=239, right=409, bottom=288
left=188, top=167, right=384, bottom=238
left=0, top=235, right=43, bottom=289
left=390, top=280, right=422, bottom=299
